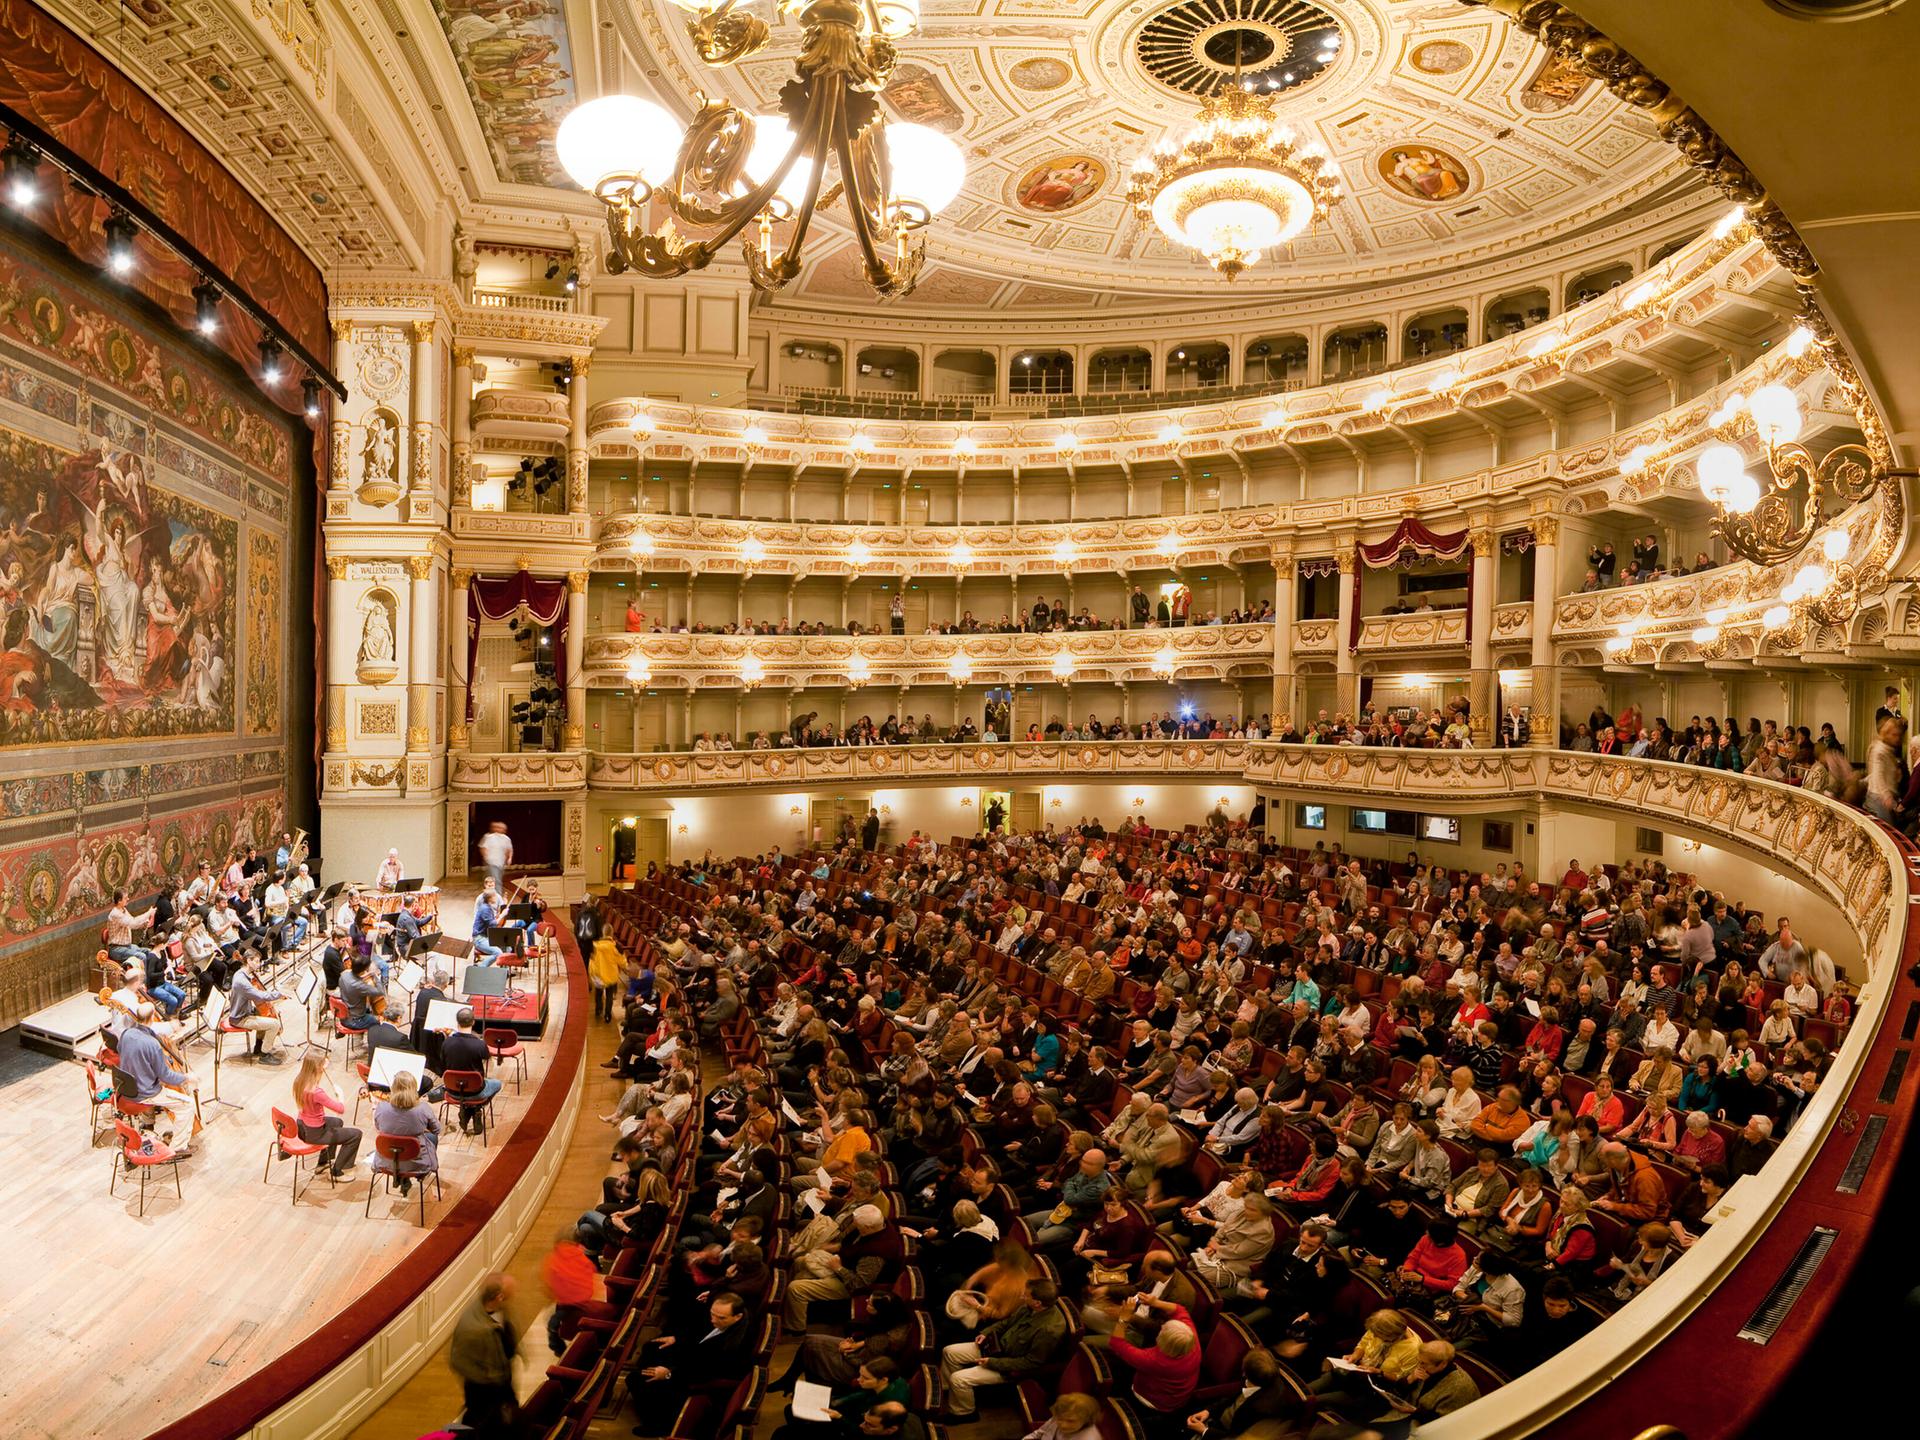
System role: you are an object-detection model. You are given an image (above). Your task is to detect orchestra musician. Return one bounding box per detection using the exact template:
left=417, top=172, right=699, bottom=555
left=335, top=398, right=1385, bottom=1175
left=116, top=1001, right=199, bottom=1155
left=361, top=993, right=410, bottom=1057
left=340, top=953, right=385, bottom=1031
left=292, top=1050, right=360, bottom=1179
left=226, top=950, right=288, bottom=1065
left=410, top=967, right=454, bottom=1075
left=186, top=860, right=218, bottom=908
left=262, top=870, right=292, bottom=953
left=106, top=888, right=156, bottom=967
left=205, top=895, right=245, bottom=954
left=376, top=848, right=406, bottom=891
left=470, top=884, right=513, bottom=965
left=274, top=831, right=296, bottom=873
left=321, top=926, right=351, bottom=992
left=428, top=1008, right=500, bottom=1135
left=182, top=913, right=228, bottom=1001
left=140, top=944, right=188, bottom=1019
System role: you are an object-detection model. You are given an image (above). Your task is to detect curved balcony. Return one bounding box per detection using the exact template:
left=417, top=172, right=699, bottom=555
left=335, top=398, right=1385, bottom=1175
left=584, top=228, right=1785, bottom=470
left=588, top=344, right=1839, bottom=579
left=472, top=387, right=570, bottom=444
left=448, top=751, right=587, bottom=794
left=582, top=624, right=1276, bottom=689
left=576, top=740, right=1914, bottom=1439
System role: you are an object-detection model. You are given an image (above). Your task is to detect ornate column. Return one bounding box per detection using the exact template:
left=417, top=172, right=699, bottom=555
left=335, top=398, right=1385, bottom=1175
left=325, top=555, right=356, bottom=750
left=1270, top=545, right=1295, bottom=724
left=1469, top=519, right=1496, bottom=745
left=450, top=347, right=475, bottom=507
left=1529, top=517, right=1560, bottom=748
left=449, top=569, right=473, bottom=749
left=409, top=319, right=435, bottom=501
left=328, top=320, right=353, bottom=492
left=1334, top=549, right=1358, bottom=719
left=406, top=555, right=436, bottom=753
left=568, top=356, right=591, bottom=513
left=565, top=570, right=589, bottom=750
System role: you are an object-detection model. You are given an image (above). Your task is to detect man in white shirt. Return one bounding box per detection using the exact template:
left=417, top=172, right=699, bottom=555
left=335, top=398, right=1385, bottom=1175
left=1782, top=971, right=1820, bottom=1019
left=477, top=822, right=513, bottom=892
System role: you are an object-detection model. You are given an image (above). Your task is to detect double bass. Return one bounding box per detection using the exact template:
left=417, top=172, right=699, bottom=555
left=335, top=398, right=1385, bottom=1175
left=95, top=980, right=204, bottom=1137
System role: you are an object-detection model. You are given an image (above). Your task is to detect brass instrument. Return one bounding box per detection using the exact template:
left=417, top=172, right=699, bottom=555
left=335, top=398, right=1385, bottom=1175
left=287, top=827, right=310, bottom=869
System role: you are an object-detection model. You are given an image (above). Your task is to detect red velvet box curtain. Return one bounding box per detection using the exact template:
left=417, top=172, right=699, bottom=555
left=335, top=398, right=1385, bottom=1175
left=464, top=573, right=570, bottom=723
left=1349, top=518, right=1473, bottom=651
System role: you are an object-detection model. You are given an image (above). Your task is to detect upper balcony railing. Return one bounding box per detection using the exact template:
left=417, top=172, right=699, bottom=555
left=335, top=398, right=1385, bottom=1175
left=582, top=623, right=1276, bottom=688
left=581, top=227, right=1783, bottom=473
left=471, top=286, right=575, bottom=314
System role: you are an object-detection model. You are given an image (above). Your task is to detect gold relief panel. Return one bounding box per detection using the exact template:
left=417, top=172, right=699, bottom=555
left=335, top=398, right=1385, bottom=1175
left=359, top=703, right=399, bottom=736
left=325, top=761, right=346, bottom=789
left=351, top=761, right=404, bottom=787
left=407, top=725, right=431, bottom=750
left=409, top=761, right=431, bottom=791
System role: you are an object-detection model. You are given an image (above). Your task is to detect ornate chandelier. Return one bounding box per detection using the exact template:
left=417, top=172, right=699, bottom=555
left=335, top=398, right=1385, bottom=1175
left=554, top=0, right=964, bottom=298
left=1126, top=78, right=1342, bottom=280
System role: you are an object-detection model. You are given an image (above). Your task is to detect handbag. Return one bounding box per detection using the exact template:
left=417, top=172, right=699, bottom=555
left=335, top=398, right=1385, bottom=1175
left=944, top=1290, right=985, bottom=1325
left=1088, top=1263, right=1132, bottom=1287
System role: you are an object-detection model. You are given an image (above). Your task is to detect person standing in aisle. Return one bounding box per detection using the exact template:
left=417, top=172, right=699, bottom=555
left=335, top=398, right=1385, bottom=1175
left=478, top=821, right=513, bottom=893
left=450, top=1273, right=520, bottom=1437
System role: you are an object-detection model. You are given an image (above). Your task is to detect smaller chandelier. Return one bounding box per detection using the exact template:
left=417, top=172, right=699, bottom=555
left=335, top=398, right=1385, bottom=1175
left=1127, top=84, right=1342, bottom=280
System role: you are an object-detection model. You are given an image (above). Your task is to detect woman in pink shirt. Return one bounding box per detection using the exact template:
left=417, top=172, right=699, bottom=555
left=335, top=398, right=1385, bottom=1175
left=293, top=1050, right=361, bottom=1178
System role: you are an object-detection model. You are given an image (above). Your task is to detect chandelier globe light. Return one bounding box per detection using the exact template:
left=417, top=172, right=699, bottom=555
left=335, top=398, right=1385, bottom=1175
left=554, top=0, right=963, bottom=298
left=1126, top=37, right=1343, bottom=281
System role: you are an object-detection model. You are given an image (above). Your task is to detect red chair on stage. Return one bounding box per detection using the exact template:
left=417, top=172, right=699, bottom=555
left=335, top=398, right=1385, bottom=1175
left=110, top=1117, right=183, bottom=1216
left=265, top=1107, right=337, bottom=1203
left=367, top=1133, right=441, bottom=1225
left=439, top=1068, right=496, bottom=1145
left=485, top=1027, right=527, bottom=1094
left=84, top=1060, right=116, bottom=1146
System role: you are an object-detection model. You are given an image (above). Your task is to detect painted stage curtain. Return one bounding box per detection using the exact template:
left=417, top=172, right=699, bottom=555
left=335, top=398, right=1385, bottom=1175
left=465, top=573, right=569, bottom=722
left=1350, top=518, right=1473, bottom=652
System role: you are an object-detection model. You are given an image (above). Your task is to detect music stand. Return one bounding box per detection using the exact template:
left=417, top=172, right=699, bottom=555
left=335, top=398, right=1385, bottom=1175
left=504, top=903, right=541, bottom=924
left=295, top=965, right=324, bottom=1052
left=367, top=1046, right=427, bottom=1093
left=203, top=989, right=246, bottom=1112
left=395, top=877, right=426, bottom=894
left=461, top=962, right=511, bottom=1024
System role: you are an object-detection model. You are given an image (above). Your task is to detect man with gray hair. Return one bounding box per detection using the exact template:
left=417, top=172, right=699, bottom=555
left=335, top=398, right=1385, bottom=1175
left=1205, top=1087, right=1263, bottom=1154
left=784, top=1203, right=902, bottom=1327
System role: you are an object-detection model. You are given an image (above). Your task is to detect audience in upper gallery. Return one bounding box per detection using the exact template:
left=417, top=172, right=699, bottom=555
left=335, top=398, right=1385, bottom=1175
left=575, top=802, right=1854, bottom=1436
left=1583, top=536, right=1723, bottom=587
left=630, top=593, right=1277, bottom=638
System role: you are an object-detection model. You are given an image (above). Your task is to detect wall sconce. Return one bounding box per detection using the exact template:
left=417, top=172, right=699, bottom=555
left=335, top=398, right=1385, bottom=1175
left=789, top=805, right=802, bottom=816
left=621, top=816, right=637, bottom=827
left=676, top=824, right=688, bottom=835
left=1049, top=797, right=1062, bottom=808
left=741, top=537, right=767, bottom=568
left=959, top=796, right=973, bottom=807
left=879, top=804, right=892, bottom=815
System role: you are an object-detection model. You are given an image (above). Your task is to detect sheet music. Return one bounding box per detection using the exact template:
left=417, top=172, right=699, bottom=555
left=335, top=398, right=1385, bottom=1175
left=424, top=999, right=466, bottom=1034
left=395, top=961, right=424, bottom=994
left=294, top=969, right=321, bottom=1007
left=792, top=1382, right=833, bottom=1423
left=367, top=1047, right=428, bottom=1090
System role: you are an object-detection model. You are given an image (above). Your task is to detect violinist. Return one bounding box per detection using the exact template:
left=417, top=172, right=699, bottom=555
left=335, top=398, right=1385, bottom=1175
left=226, top=950, right=287, bottom=1065
left=182, top=913, right=228, bottom=1000
left=106, top=888, right=156, bottom=967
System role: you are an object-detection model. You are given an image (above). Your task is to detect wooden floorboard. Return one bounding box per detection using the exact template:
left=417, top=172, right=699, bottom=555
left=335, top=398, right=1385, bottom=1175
left=0, top=891, right=571, bottom=1440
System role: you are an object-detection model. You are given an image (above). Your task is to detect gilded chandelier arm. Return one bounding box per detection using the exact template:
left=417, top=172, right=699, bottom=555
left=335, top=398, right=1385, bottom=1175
left=744, top=83, right=840, bottom=291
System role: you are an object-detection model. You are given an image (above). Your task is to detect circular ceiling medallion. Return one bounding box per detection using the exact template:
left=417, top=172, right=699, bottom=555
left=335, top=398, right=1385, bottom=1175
left=1136, top=0, right=1343, bottom=98
left=1763, top=0, right=1904, bottom=16
left=1009, top=57, right=1073, bottom=90
left=1410, top=39, right=1474, bottom=74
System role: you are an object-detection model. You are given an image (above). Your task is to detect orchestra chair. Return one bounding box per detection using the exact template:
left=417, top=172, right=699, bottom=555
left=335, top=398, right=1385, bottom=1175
left=367, top=1133, right=440, bottom=1225
left=265, top=1107, right=339, bottom=1204
left=329, top=996, right=373, bottom=1068
left=352, top=1061, right=375, bottom=1124
left=110, top=1117, right=183, bottom=1216
left=439, top=1068, right=496, bottom=1146
left=484, top=1027, right=528, bottom=1094
left=84, top=1060, right=116, bottom=1146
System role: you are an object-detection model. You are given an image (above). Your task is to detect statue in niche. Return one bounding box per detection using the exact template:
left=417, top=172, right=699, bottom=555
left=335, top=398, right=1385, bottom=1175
left=363, top=412, right=398, bottom=486
left=359, top=596, right=396, bottom=667
left=453, top=224, right=478, bottom=300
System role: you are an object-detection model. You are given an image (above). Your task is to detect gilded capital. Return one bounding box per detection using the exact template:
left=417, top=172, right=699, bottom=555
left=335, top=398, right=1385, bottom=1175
left=405, top=555, right=435, bottom=581
left=330, top=318, right=355, bottom=343
left=572, top=354, right=592, bottom=377
left=326, top=556, right=351, bottom=580
left=451, top=568, right=475, bottom=589
left=566, top=569, right=591, bottom=594
left=1470, top=528, right=1495, bottom=557
left=1335, top=552, right=1358, bottom=576
left=411, top=318, right=435, bottom=344
left=1533, top=517, right=1560, bottom=547
left=451, top=347, right=476, bottom=368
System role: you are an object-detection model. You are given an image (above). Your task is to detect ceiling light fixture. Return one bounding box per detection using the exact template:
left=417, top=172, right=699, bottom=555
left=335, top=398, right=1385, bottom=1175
left=302, top=378, right=322, bottom=420
left=555, top=1, right=960, bottom=298
left=848, top=539, right=872, bottom=568
left=1125, top=34, right=1342, bottom=280
left=1, top=136, right=38, bottom=207
left=257, top=336, right=283, bottom=383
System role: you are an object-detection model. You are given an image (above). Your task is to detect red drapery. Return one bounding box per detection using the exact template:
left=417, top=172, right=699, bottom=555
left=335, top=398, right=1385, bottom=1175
left=466, top=573, right=570, bottom=722
left=1350, top=518, right=1473, bottom=652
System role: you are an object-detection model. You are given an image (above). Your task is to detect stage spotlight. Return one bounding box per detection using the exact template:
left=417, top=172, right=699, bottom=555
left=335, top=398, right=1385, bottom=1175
left=104, top=211, right=137, bottom=275
left=302, top=377, right=322, bottom=419
left=258, top=336, right=284, bottom=383
left=193, top=281, right=221, bottom=336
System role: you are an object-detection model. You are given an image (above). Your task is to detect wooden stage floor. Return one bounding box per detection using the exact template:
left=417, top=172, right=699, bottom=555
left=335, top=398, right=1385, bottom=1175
left=0, top=892, right=573, bottom=1440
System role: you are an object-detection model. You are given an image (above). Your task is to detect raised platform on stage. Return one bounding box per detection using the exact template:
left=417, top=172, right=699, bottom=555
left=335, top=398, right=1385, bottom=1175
left=19, top=991, right=104, bottom=1059
left=464, top=984, right=547, bottom=1040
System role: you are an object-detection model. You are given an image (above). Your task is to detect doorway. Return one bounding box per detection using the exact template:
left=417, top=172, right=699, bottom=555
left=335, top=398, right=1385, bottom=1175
left=982, top=789, right=1012, bottom=836
left=1010, top=790, right=1041, bottom=834
left=608, top=814, right=669, bottom=883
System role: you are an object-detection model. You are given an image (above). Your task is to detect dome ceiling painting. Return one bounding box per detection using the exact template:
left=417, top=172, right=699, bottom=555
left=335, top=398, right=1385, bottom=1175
left=429, top=0, right=1708, bottom=309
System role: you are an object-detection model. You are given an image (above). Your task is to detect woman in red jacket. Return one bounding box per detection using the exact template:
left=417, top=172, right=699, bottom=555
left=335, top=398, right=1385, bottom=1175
left=1107, top=1296, right=1202, bottom=1423
left=1269, top=1130, right=1343, bottom=1209
left=1397, top=1216, right=1469, bottom=1296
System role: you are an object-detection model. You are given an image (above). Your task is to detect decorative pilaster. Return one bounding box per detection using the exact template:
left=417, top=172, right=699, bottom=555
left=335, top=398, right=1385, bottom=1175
left=1529, top=515, right=1560, bottom=747
left=565, top=570, right=589, bottom=749
left=1270, top=545, right=1295, bottom=725
left=450, top=346, right=475, bottom=507
left=568, top=355, right=590, bottom=512
left=1334, top=546, right=1357, bottom=720
left=328, top=319, right=354, bottom=491
left=449, top=568, right=474, bottom=750
left=406, top=554, right=436, bottom=752
left=1469, top=520, right=1496, bottom=745
left=409, top=318, right=436, bottom=502
left=325, top=555, right=354, bottom=750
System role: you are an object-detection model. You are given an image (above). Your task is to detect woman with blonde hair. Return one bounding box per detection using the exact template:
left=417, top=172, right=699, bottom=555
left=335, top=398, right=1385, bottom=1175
left=371, top=1069, right=440, bottom=1196
left=293, top=1048, right=360, bottom=1179
left=1308, top=1308, right=1421, bottom=1406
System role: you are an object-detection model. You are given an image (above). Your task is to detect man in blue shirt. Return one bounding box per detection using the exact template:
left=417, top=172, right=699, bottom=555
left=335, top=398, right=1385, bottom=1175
left=470, top=888, right=505, bottom=963
left=116, top=1004, right=199, bottom=1150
